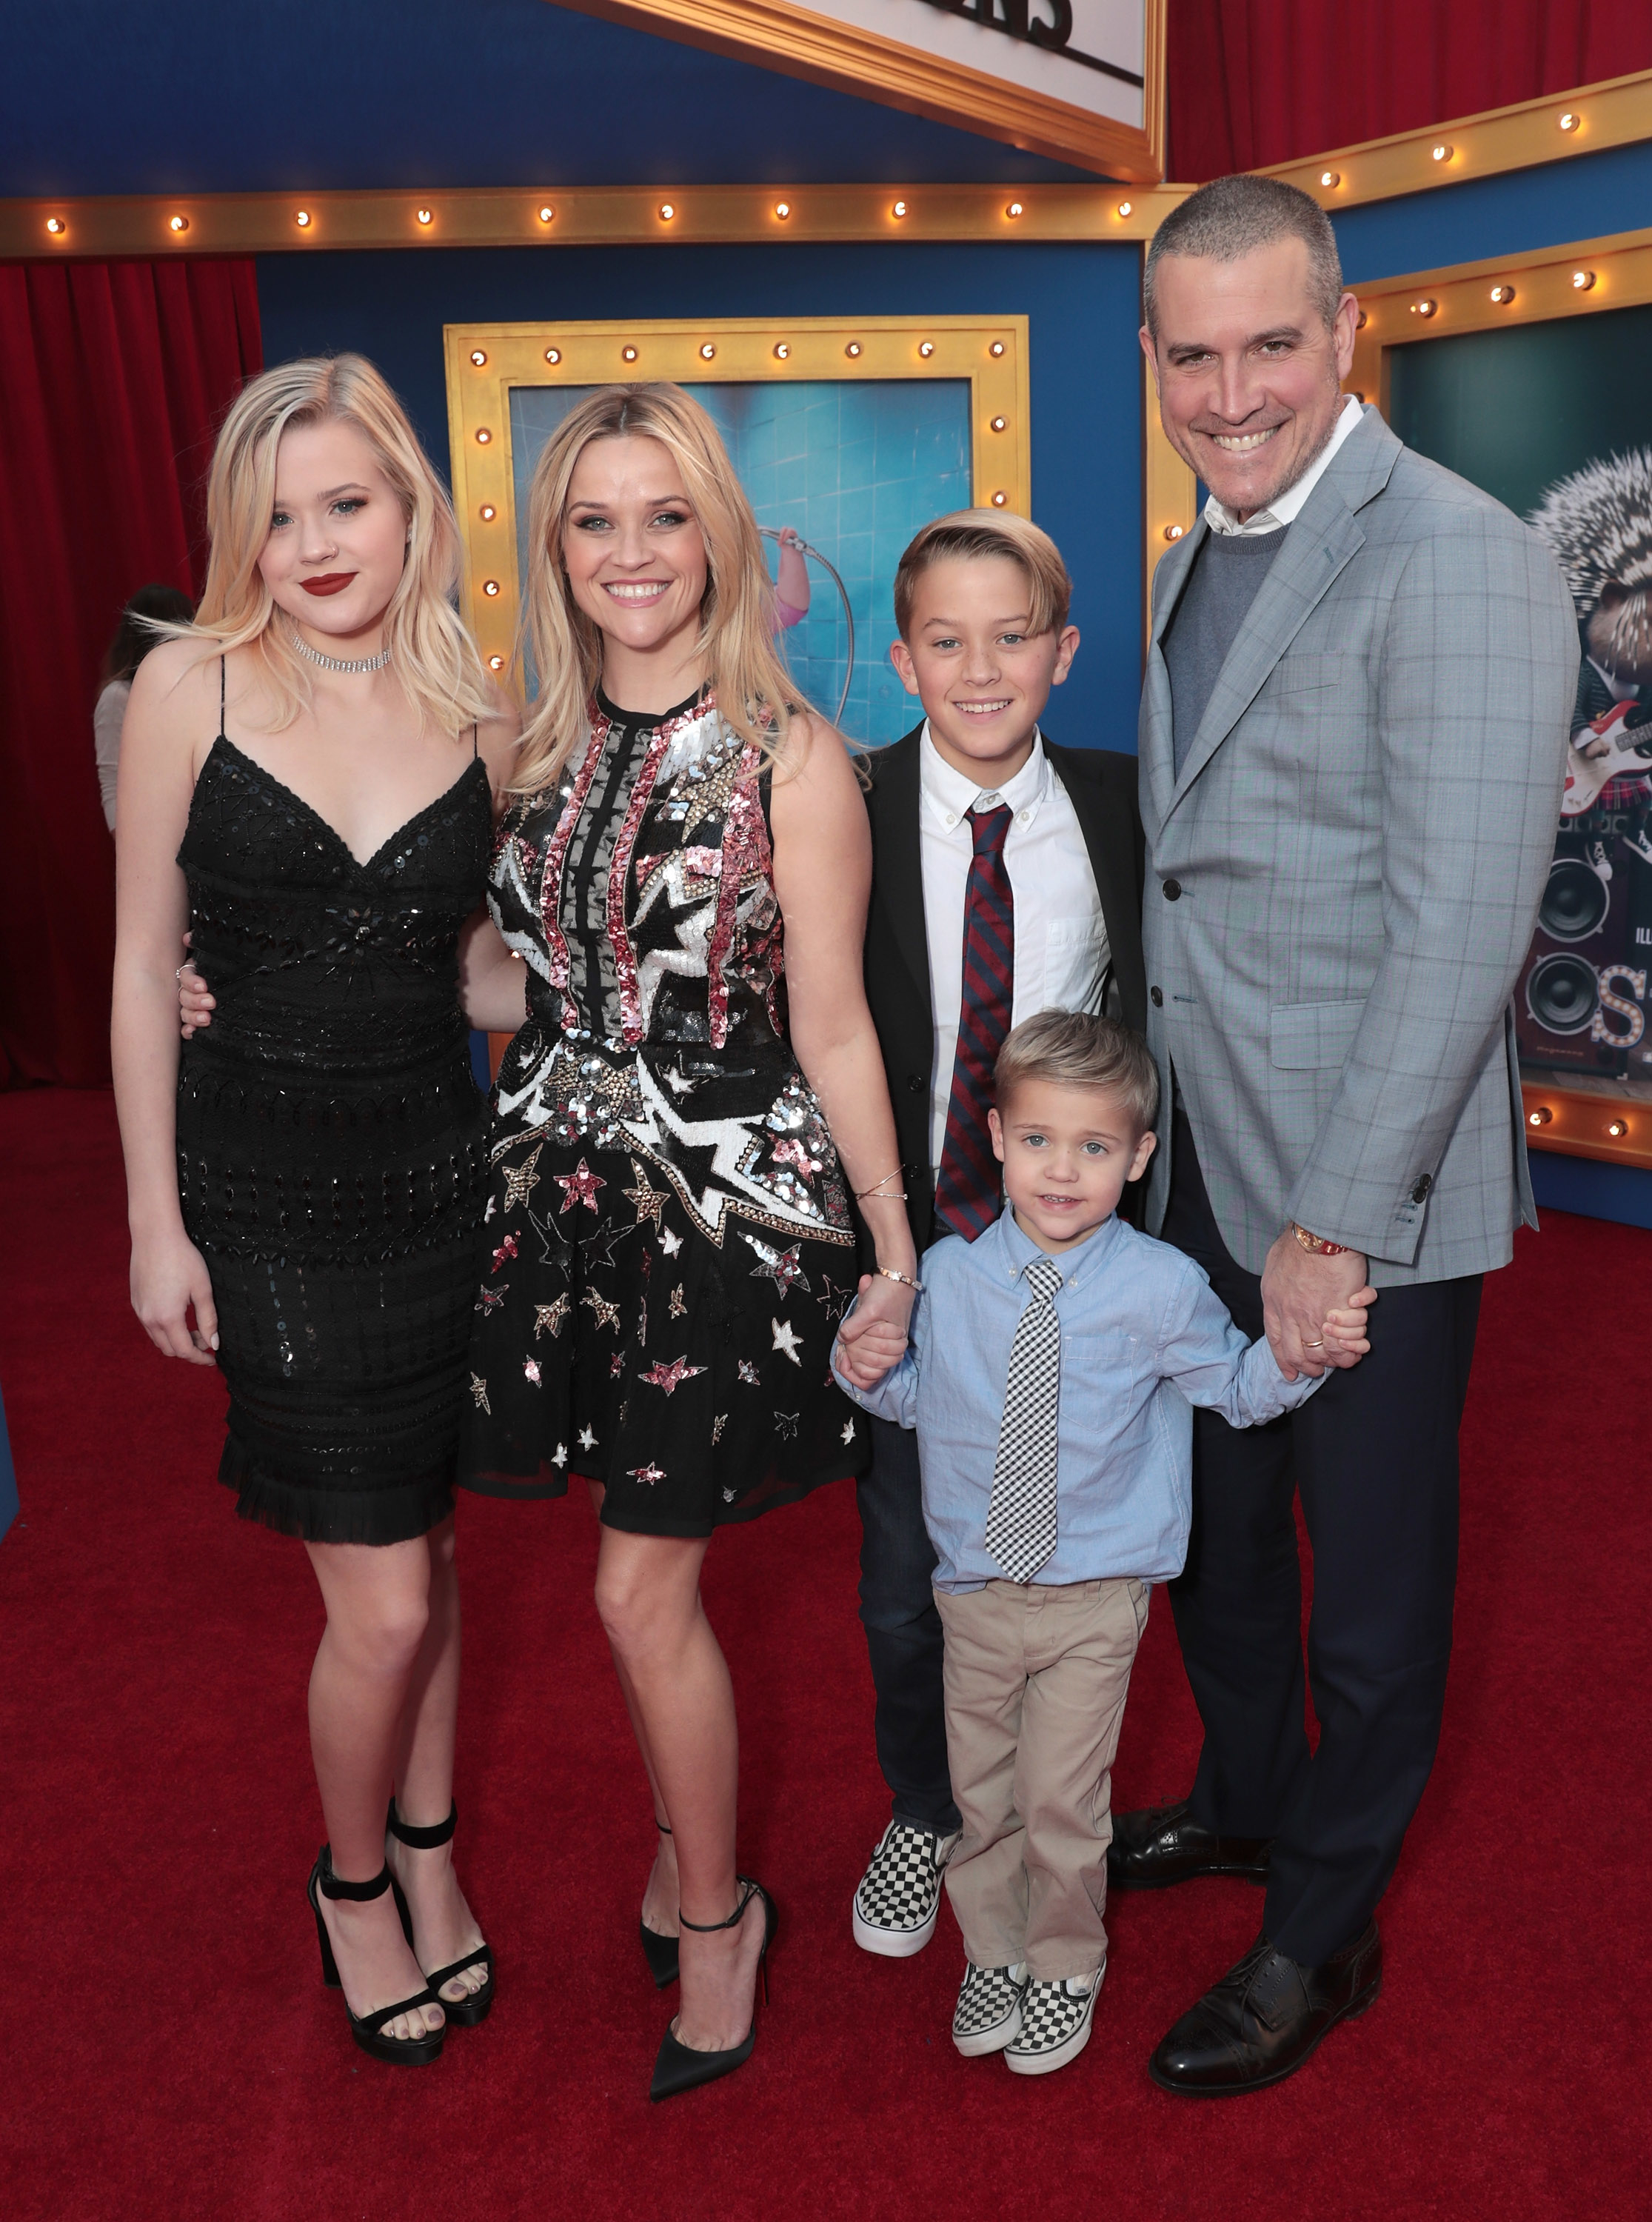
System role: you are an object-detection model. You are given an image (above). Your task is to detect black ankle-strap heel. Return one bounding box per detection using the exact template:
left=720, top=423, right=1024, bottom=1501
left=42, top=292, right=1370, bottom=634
left=649, top=1877, right=778, bottom=2102
left=307, top=1846, right=444, bottom=2066
left=386, top=1798, right=495, bottom=2028
left=641, top=1818, right=680, bottom=1990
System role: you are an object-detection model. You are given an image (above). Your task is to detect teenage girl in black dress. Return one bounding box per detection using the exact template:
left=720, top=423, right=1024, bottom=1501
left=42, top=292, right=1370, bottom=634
left=113, top=356, right=516, bottom=2066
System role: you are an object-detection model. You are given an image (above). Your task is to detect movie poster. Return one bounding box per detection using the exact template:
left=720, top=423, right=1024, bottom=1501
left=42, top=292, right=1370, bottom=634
left=1388, top=298, right=1652, bottom=1101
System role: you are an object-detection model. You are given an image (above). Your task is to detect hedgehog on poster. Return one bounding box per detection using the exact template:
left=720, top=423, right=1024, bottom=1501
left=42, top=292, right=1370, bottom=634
left=1522, top=450, right=1652, bottom=1080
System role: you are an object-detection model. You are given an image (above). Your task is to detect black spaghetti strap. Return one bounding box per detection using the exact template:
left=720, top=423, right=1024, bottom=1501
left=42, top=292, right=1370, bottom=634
left=472, top=721, right=479, bottom=760
left=219, top=655, right=227, bottom=738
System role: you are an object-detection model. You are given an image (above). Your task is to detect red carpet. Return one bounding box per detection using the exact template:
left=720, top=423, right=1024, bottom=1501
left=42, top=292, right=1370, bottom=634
left=0, top=1088, right=1645, bottom=2221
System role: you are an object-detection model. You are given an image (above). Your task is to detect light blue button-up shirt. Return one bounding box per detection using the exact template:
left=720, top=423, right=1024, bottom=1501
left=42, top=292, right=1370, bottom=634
left=835, top=1208, right=1322, bottom=1593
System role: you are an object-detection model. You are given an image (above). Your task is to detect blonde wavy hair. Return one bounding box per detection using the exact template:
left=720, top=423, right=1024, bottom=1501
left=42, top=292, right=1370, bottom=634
left=512, top=382, right=803, bottom=796
left=167, top=353, right=495, bottom=735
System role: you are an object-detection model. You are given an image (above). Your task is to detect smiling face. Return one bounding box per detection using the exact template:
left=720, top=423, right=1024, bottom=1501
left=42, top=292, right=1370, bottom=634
left=1143, top=236, right=1359, bottom=521
left=988, top=1078, right=1157, bottom=1254
left=560, top=433, right=709, bottom=670
left=889, top=554, right=1078, bottom=784
left=257, top=418, right=409, bottom=646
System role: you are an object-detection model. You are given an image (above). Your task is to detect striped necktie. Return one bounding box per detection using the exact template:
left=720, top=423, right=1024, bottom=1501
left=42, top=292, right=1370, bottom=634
left=985, top=1255, right=1065, bottom=1583
left=934, top=801, right=1014, bottom=1241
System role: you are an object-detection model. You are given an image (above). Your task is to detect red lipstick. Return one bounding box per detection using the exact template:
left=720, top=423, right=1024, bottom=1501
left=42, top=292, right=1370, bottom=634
left=300, top=573, right=356, bottom=597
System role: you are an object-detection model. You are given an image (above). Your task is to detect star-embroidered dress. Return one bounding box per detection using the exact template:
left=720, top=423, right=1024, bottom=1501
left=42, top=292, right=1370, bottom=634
left=460, top=687, right=867, bottom=1536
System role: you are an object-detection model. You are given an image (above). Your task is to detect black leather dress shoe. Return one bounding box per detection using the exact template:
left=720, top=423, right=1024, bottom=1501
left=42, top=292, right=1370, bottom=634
left=1148, top=1921, right=1382, bottom=2095
left=1106, top=1799, right=1272, bottom=1891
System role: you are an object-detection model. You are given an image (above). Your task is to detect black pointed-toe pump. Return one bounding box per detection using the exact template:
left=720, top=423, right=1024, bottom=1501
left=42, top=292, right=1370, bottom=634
left=641, top=1818, right=680, bottom=1989
left=385, top=1798, right=495, bottom=2027
left=307, top=1845, right=445, bottom=2066
left=649, top=1878, right=777, bottom=2102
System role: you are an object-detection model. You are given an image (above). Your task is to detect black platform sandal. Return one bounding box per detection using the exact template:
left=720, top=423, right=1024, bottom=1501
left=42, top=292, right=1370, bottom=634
left=641, top=1818, right=680, bottom=1990
left=385, top=1798, right=495, bottom=2028
left=649, top=1878, right=777, bottom=2102
left=307, top=1846, right=445, bottom=2066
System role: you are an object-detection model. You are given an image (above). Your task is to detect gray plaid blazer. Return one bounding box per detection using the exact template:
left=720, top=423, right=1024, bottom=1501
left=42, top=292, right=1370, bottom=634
left=1140, top=407, right=1576, bottom=1285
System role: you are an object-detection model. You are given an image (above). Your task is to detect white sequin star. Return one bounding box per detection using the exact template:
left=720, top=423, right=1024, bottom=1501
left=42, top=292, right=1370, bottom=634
left=552, top=1441, right=568, bottom=1467
left=659, top=1227, right=683, bottom=1258
left=469, top=1374, right=491, bottom=1413
left=841, top=1419, right=855, bottom=1444
left=771, top=1318, right=803, bottom=1367
left=577, top=1424, right=598, bottom=1451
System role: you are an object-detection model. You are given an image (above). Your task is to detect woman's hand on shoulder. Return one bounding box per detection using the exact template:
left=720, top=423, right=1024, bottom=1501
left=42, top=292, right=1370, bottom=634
left=130, top=1224, right=219, bottom=1364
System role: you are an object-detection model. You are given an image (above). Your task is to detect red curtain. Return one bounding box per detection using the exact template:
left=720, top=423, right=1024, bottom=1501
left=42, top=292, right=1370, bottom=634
left=1167, top=0, right=1652, bottom=178
left=0, top=258, right=261, bottom=1087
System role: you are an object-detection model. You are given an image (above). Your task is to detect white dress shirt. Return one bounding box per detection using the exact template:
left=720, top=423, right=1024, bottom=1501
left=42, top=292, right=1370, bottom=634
left=1202, top=396, right=1365, bottom=538
left=919, top=723, right=1110, bottom=1173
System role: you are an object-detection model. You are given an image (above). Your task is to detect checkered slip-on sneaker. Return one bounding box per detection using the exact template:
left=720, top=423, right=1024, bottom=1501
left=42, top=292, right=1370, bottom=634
left=851, top=1821, right=962, bottom=1958
left=1003, top=1971, right=1102, bottom=2077
left=952, top=1960, right=1029, bottom=2057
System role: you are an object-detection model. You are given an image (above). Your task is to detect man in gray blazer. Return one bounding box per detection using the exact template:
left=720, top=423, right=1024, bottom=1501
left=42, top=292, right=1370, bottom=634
left=1110, top=175, right=1576, bottom=2095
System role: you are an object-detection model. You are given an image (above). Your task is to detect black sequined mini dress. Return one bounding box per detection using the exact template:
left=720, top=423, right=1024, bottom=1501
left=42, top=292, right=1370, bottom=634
left=175, top=707, right=492, bottom=1545
left=460, top=688, right=867, bottom=1538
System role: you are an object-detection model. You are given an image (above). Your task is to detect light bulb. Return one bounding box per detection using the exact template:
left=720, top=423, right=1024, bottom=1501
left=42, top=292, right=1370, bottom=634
left=416, top=207, right=433, bottom=225
left=469, top=349, right=487, bottom=366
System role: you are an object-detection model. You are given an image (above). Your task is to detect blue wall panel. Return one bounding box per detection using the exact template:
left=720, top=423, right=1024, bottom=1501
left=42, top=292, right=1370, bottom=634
left=1334, top=142, right=1652, bottom=285
left=257, top=238, right=1148, bottom=755
left=0, top=0, right=1095, bottom=198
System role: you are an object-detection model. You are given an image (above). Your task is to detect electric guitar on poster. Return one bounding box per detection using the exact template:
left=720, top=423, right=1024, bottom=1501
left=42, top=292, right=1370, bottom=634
left=1561, top=697, right=1652, bottom=816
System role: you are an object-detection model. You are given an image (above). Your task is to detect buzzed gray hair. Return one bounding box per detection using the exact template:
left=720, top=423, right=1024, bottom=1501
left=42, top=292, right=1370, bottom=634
left=1143, top=174, right=1343, bottom=337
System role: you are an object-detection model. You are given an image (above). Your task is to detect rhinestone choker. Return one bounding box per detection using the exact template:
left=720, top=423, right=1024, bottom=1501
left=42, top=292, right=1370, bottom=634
left=291, top=629, right=391, bottom=675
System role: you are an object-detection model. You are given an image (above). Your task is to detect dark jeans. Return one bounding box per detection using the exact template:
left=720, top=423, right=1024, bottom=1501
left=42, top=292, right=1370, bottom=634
left=1163, top=1110, right=1481, bottom=1966
left=856, top=1415, right=961, bottom=1837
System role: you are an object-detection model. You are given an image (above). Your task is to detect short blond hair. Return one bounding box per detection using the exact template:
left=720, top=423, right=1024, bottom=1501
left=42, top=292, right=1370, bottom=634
left=512, top=381, right=805, bottom=797
left=892, top=508, right=1071, bottom=641
left=994, top=1010, right=1159, bottom=1134
left=166, top=354, right=495, bottom=736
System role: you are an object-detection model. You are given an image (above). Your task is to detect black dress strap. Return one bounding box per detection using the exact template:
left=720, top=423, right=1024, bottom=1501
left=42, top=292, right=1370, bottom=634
left=472, top=721, right=479, bottom=760
left=219, top=655, right=227, bottom=739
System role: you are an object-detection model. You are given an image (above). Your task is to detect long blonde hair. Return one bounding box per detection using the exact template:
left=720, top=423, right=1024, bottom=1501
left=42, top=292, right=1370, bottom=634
left=512, top=382, right=802, bottom=796
left=170, top=353, right=495, bottom=735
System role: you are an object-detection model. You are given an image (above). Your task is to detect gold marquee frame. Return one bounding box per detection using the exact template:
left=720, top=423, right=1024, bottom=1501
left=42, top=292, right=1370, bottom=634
left=444, top=313, right=1031, bottom=677
left=1340, top=221, right=1652, bottom=1172
left=550, top=0, right=1168, bottom=182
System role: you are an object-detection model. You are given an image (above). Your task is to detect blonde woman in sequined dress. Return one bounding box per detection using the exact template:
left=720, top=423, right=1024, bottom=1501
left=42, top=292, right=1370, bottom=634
left=453, top=384, right=916, bottom=2098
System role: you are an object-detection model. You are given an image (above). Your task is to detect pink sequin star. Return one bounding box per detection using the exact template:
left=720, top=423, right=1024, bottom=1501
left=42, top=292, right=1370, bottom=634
left=638, top=1355, right=706, bottom=1396
left=629, top=1463, right=667, bottom=1486
left=490, top=1232, right=519, bottom=1274
left=772, top=1138, right=820, bottom=1183
left=555, top=1158, right=606, bottom=1214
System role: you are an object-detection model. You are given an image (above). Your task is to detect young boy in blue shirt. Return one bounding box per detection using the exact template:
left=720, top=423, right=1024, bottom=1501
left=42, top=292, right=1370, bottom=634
left=835, top=1010, right=1372, bottom=2075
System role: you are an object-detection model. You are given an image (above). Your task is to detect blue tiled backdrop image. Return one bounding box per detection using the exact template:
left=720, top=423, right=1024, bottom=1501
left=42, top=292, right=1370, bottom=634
left=509, top=378, right=973, bottom=747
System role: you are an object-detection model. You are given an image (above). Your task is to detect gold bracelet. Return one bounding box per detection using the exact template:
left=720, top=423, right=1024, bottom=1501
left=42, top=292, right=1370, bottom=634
left=1291, top=1221, right=1348, bottom=1257
left=855, top=1171, right=908, bottom=1202
left=875, top=1265, right=923, bottom=1292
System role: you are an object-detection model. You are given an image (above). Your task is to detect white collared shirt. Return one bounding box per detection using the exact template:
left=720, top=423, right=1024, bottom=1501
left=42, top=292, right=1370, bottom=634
left=918, top=723, right=1110, bottom=1173
left=1202, top=396, right=1365, bottom=538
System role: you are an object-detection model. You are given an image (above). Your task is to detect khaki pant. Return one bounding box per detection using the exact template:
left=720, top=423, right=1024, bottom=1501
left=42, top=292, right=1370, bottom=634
left=934, top=1577, right=1148, bottom=1980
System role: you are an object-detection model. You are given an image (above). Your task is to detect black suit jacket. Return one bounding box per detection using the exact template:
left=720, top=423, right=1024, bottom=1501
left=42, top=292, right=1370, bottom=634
left=862, top=724, right=1148, bottom=1255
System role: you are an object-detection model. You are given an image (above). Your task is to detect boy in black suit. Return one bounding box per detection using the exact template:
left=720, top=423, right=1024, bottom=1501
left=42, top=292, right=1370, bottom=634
left=840, top=510, right=1148, bottom=1957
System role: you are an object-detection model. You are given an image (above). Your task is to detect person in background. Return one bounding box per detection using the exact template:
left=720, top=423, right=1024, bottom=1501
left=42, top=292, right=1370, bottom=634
left=1121, top=173, right=1576, bottom=2095
left=95, top=584, right=194, bottom=830
left=838, top=510, right=1146, bottom=1965
left=773, top=524, right=812, bottom=631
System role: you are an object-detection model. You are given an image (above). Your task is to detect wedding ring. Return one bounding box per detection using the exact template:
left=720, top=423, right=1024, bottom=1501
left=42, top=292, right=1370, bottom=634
left=1304, top=1338, right=1325, bottom=1347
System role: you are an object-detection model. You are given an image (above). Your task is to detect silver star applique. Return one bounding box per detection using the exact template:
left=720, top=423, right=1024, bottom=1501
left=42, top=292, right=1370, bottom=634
left=577, top=1424, right=598, bottom=1451
left=770, top=1318, right=803, bottom=1367
left=840, top=1419, right=855, bottom=1444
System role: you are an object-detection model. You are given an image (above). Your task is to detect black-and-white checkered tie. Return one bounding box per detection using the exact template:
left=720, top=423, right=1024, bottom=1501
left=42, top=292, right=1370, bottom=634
left=985, top=1255, right=1064, bottom=1582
